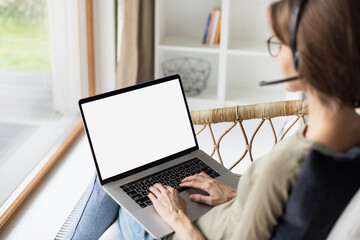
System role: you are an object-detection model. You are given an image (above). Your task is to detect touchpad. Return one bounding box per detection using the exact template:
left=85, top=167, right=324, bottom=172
left=181, top=188, right=212, bottom=221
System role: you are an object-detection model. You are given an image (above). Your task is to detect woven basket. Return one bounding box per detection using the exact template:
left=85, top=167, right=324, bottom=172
left=162, top=57, right=211, bottom=97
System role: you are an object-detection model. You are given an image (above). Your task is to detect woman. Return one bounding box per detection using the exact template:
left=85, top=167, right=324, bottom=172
left=69, top=0, right=360, bottom=239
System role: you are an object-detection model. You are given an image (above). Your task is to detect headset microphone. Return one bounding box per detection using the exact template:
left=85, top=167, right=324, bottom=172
left=258, top=76, right=299, bottom=86
left=259, top=0, right=307, bottom=87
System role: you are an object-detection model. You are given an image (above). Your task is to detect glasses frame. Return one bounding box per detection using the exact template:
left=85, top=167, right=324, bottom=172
left=267, top=36, right=282, bottom=57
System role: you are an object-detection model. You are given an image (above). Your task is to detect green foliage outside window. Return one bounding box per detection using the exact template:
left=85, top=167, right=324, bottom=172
left=0, top=0, right=51, bottom=72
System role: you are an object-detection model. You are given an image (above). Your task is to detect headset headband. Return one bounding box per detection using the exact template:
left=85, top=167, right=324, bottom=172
left=290, top=0, right=307, bottom=71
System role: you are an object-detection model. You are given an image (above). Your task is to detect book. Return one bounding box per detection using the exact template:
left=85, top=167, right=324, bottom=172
left=210, top=9, right=220, bottom=45
left=202, top=13, right=211, bottom=44
left=205, top=10, right=216, bottom=44
left=214, top=14, right=221, bottom=45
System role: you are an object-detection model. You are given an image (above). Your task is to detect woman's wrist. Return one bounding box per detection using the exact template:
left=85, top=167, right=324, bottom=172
left=170, top=210, right=205, bottom=240
left=169, top=209, right=190, bottom=230
left=225, top=188, right=237, bottom=203
left=230, top=188, right=237, bottom=200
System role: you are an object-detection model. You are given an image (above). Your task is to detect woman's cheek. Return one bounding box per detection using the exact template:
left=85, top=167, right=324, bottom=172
left=284, top=80, right=303, bottom=92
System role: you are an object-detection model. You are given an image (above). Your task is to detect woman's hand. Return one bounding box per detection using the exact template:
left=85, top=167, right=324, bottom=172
left=148, top=183, right=205, bottom=240
left=148, top=183, right=187, bottom=226
left=179, top=172, right=237, bottom=206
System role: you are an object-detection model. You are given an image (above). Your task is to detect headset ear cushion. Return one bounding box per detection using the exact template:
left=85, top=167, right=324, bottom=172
left=293, top=51, right=300, bottom=71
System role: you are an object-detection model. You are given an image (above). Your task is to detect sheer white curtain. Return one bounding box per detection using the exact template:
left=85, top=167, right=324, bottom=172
left=49, top=0, right=82, bottom=114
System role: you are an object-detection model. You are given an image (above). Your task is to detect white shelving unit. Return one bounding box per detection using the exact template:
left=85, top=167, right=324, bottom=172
left=155, top=0, right=300, bottom=111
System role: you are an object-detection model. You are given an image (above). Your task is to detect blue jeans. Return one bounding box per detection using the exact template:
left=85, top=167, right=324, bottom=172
left=68, top=174, right=168, bottom=240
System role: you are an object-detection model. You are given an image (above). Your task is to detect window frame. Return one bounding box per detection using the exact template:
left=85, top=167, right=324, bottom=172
left=0, top=0, right=95, bottom=232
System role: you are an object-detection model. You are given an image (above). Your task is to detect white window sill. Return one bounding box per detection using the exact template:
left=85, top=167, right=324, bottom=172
left=0, top=114, right=81, bottom=212
left=1, top=133, right=94, bottom=239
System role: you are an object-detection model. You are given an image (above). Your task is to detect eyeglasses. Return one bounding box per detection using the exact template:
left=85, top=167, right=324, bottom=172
left=267, top=36, right=282, bottom=57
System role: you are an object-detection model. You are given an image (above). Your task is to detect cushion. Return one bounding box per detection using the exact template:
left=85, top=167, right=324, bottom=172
left=271, top=147, right=360, bottom=240
left=99, top=220, right=122, bottom=240
left=327, top=188, right=360, bottom=239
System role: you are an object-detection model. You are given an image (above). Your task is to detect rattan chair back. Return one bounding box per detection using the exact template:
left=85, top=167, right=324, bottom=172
left=190, top=100, right=309, bottom=176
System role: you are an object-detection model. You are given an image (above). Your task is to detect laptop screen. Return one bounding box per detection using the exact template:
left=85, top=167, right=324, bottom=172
left=80, top=77, right=197, bottom=182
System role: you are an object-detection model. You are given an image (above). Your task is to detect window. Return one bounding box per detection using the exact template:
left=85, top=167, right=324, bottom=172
left=0, top=0, right=84, bottom=222
left=0, top=0, right=52, bottom=119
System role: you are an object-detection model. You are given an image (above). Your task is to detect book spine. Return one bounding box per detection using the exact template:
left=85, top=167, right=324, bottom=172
left=214, top=14, right=221, bottom=45
left=202, top=14, right=211, bottom=44
left=206, top=10, right=215, bottom=45
left=210, top=10, right=220, bottom=45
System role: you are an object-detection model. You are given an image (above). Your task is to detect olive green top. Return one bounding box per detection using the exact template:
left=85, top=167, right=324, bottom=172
left=169, top=127, right=330, bottom=240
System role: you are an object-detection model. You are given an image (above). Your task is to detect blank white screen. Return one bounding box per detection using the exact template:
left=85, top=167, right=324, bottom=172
left=81, top=79, right=196, bottom=180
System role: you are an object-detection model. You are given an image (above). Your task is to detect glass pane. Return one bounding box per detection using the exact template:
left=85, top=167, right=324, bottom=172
left=0, top=0, right=50, bottom=72
left=0, top=0, right=53, bottom=118
left=0, top=0, right=55, bottom=208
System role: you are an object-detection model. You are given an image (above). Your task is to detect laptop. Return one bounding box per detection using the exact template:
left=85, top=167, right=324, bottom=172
left=78, top=74, right=239, bottom=239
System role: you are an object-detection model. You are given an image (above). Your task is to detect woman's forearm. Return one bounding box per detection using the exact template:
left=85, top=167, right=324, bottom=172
left=170, top=210, right=205, bottom=240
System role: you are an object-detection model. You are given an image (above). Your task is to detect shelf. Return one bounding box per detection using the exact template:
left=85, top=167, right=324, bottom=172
left=184, top=86, right=220, bottom=111
left=155, top=0, right=294, bottom=112
left=187, top=98, right=221, bottom=111
left=225, top=87, right=287, bottom=106
left=186, top=85, right=218, bottom=102
left=228, top=40, right=269, bottom=56
left=158, top=37, right=270, bottom=56
left=158, top=35, right=220, bottom=54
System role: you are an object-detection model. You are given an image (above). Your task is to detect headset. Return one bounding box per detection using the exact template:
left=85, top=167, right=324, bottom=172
left=259, top=0, right=307, bottom=86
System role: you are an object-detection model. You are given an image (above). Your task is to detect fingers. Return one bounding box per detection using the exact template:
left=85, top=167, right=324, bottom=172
left=199, top=172, right=211, bottom=178
left=148, top=192, right=157, bottom=202
left=165, top=185, right=175, bottom=192
left=182, top=172, right=211, bottom=183
left=179, top=180, right=208, bottom=192
left=189, top=194, right=213, bottom=206
left=149, top=183, right=174, bottom=199
left=180, top=174, right=215, bottom=193
left=149, top=184, right=162, bottom=197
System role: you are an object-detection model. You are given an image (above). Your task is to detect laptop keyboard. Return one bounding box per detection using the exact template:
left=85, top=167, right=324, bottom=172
left=120, top=158, right=220, bottom=208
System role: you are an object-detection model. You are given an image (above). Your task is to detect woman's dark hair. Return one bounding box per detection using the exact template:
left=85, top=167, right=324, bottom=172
left=269, top=0, right=360, bottom=108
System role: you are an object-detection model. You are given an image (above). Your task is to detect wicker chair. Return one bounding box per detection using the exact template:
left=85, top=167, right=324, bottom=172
left=55, top=99, right=309, bottom=240
left=191, top=99, right=309, bottom=176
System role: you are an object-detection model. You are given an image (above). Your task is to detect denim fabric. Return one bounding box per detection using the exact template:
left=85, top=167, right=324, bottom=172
left=68, top=174, right=119, bottom=240
left=118, top=208, right=168, bottom=240
left=68, top=174, right=168, bottom=240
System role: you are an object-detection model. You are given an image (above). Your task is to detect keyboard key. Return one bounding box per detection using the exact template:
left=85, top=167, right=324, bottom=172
left=201, top=166, right=211, bottom=172
left=120, top=158, right=219, bottom=207
left=136, top=196, right=149, bottom=204
left=132, top=193, right=143, bottom=200
left=127, top=190, right=137, bottom=196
